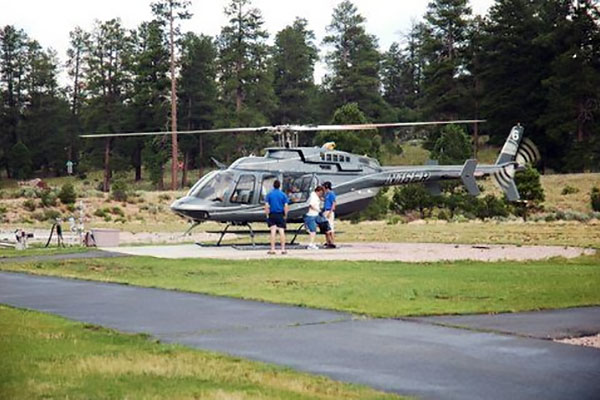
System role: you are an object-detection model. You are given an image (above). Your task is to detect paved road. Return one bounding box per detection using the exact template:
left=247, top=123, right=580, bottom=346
left=1, top=271, right=599, bottom=400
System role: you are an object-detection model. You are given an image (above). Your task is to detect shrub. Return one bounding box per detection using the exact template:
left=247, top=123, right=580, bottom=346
left=561, top=185, right=579, bottom=195
left=158, top=194, right=171, bottom=201
left=473, top=195, right=509, bottom=220
left=350, top=188, right=390, bottom=222
left=40, top=190, right=58, bottom=207
left=23, top=199, right=37, bottom=212
left=591, top=187, right=600, bottom=212
left=391, top=184, right=438, bottom=218
left=111, top=206, right=125, bottom=217
left=111, top=179, right=129, bottom=202
left=93, top=208, right=107, bottom=218
left=44, top=209, right=61, bottom=221
left=58, top=183, right=77, bottom=204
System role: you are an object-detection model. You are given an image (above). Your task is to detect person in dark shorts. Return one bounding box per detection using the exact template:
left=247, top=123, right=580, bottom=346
left=265, top=179, right=290, bottom=254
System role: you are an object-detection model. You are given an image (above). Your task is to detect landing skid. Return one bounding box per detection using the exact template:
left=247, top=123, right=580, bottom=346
left=195, top=222, right=307, bottom=247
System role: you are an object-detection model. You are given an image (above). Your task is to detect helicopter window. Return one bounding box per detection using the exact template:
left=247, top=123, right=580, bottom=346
left=259, top=175, right=278, bottom=203
left=193, top=171, right=234, bottom=202
left=230, top=175, right=256, bottom=204
left=319, top=165, right=332, bottom=170
left=283, top=174, right=313, bottom=203
left=320, top=153, right=325, bottom=160
left=333, top=154, right=339, bottom=162
left=346, top=156, right=350, bottom=162
left=326, top=154, right=332, bottom=161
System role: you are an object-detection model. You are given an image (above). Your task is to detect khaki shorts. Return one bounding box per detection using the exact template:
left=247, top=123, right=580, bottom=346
left=327, top=212, right=335, bottom=232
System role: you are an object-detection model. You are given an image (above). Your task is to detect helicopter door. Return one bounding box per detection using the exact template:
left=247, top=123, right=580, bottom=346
left=259, top=175, right=279, bottom=204
left=230, top=174, right=256, bottom=205
left=282, top=173, right=315, bottom=205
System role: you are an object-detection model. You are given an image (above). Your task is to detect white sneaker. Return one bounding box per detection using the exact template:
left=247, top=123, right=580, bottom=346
left=307, top=244, right=319, bottom=250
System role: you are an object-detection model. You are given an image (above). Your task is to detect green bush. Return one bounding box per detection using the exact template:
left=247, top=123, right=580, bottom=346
left=473, top=195, right=509, bottom=220
left=391, top=184, right=438, bottom=218
left=591, top=187, right=600, bottom=212
left=44, top=209, right=61, bottom=221
left=111, top=179, right=129, bottom=202
left=58, top=183, right=77, bottom=204
left=111, top=206, right=125, bottom=217
left=23, top=199, right=37, bottom=212
left=350, top=188, right=390, bottom=222
left=561, top=185, right=579, bottom=195
left=40, top=190, right=58, bottom=207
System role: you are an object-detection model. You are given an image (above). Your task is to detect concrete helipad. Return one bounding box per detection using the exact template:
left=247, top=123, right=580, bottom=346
left=105, top=242, right=595, bottom=262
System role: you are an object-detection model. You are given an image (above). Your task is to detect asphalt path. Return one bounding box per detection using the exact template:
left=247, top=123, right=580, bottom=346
left=1, top=271, right=599, bottom=400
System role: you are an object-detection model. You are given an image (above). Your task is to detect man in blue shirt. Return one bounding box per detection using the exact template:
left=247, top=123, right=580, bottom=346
left=265, top=179, right=290, bottom=254
left=323, top=181, right=337, bottom=248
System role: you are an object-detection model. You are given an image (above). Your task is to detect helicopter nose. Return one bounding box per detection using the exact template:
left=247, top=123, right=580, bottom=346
left=170, top=197, right=209, bottom=221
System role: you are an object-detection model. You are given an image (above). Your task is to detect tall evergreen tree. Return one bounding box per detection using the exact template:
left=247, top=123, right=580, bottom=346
left=217, top=0, right=276, bottom=159
left=130, top=19, right=171, bottom=186
left=322, top=0, right=390, bottom=121
left=0, top=25, right=29, bottom=176
left=479, top=0, right=549, bottom=150
left=272, top=18, right=318, bottom=125
left=151, top=0, right=192, bottom=190
left=537, top=0, right=600, bottom=171
left=80, top=19, right=133, bottom=191
left=418, top=0, right=472, bottom=120
left=178, top=32, right=219, bottom=184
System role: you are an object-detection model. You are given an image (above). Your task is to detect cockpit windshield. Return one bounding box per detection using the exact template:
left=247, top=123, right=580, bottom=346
left=189, top=171, right=234, bottom=202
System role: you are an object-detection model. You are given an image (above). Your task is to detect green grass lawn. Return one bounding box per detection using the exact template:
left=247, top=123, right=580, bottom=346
left=2, top=254, right=599, bottom=317
left=0, top=305, right=403, bottom=400
left=0, top=246, right=90, bottom=259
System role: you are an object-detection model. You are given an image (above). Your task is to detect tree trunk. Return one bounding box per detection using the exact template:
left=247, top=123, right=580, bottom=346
left=158, top=164, right=164, bottom=191
left=198, top=137, right=204, bottom=179
left=169, top=2, right=179, bottom=190
left=134, top=144, right=142, bottom=181
left=181, top=151, right=188, bottom=188
left=103, top=138, right=111, bottom=192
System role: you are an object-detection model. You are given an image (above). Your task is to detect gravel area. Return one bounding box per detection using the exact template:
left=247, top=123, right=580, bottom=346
left=556, top=334, right=600, bottom=349
left=109, top=242, right=595, bottom=262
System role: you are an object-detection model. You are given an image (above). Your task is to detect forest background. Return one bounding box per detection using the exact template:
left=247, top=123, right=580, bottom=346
left=1, top=0, right=599, bottom=191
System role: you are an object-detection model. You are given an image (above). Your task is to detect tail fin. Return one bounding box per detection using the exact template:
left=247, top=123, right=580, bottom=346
left=495, top=124, right=541, bottom=166
left=495, top=124, right=525, bottom=165
left=492, top=124, right=541, bottom=201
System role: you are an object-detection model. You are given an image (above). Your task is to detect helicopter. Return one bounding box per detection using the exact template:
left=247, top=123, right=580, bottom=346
left=82, top=120, right=540, bottom=243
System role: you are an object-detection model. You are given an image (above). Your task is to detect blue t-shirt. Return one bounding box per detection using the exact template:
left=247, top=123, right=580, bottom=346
left=324, top=191, right=337, bottom=211
left=265, top=189, right=289, bottom=213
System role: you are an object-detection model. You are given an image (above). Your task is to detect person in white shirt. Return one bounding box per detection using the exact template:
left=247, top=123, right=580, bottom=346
left=304, top=186, right=324, bottom=249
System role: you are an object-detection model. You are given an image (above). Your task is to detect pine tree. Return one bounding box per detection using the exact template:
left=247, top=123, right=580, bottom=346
left=314, top=103, right=380, bottom=157
left=322, top=0, right=391, bottom=121
left=217, top=0, right=276, bottom=159
left=537, top=0, right=600, bottom=171
left=272, top=18, right=318, bottom=125
left=151, top=0, right=192, bottom=190
left=479, top=0, right=550, bottom=150
left=80, top=19, right=133, bottom=191
left=418, top=0, right=472, bottom=120
left=178, top=32, right=219, bottom=184
left=130, top=19, right=171, bottom=185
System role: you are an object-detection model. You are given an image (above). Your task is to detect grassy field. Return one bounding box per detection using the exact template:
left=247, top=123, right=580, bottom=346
left=2, top=254, right=599, bottom=317
left=0, top=246, right=89, bottom=259
left=0, top=305, right=403, bottom=400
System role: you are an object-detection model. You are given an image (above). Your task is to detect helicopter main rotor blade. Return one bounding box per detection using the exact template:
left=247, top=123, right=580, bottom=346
left=289, top=119, right=486, bottom=132
left=79, top=126, right=273, bottom=138
left=80, top=119, right=486, bottom=138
